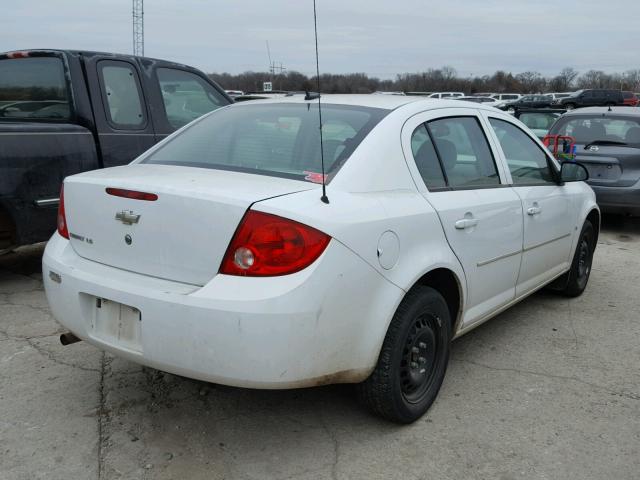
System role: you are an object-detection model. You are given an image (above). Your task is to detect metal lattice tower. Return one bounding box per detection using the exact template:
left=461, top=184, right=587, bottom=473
left=132, top=0, right=144, bottom=57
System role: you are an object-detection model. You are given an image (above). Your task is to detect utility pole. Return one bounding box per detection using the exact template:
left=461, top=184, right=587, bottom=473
left=133, top=0, right=144, bottom=57
left=266, top=41, right=286, bottom=90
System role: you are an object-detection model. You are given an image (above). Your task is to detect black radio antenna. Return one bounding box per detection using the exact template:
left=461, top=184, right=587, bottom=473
left=312, top=0, right=329, bottom=204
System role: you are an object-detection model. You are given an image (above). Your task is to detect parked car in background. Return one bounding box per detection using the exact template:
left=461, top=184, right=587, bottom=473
left=428, top=92, right=464, bottom=99
left=224, top=90, right=244, bottom=99
left=474, top=92, right=494, bottom=97
left=548, top=106, right=640, bottom=215
left=514, top=109, right=565, bottom=139
left=622, top=91, right=639, bottom=107
left=0, top=49, right=231, bottom=253
left=455, top=96, right=502, bottom=107
left=500, top=95, right=554, bottom=113
left=559, top=89, right=625, bottom=110
left=547, top=92, right=573, bottom=103
left=491, top=93, right=522, bottom=102
left=44, top=95, right=598, bottom=424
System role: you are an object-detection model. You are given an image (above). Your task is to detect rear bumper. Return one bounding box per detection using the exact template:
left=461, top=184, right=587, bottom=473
left=43, top=233, right=403, bottom=388
left=591, top=182, right=640, bottom=215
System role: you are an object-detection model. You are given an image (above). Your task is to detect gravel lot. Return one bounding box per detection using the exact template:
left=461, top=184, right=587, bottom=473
left=1, top=217, right=639, bottom=480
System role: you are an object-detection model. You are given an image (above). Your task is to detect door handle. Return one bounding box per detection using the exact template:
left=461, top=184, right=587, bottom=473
left=527, top=206, right=541, bottom=216
left=455, top=218, right=478, bottom=229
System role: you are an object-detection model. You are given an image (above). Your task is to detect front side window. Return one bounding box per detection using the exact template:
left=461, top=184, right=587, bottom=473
left=0, top=56, right=71, bottom=120
left=427, top=117, right=500, bottom=188
left=99, top=61, right=145, bottom=129
left=489, top=118, right=555, bottom=185
left=143, top=103, right=388, bottom=183
left=157, top=68, right=228, bottom=129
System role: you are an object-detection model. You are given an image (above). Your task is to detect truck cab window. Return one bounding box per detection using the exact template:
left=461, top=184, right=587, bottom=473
left=157, top=68, right=227, bottom=129
left=0, top=57, right=71, bottom=121
left=99, top=61, right=146, bottom=129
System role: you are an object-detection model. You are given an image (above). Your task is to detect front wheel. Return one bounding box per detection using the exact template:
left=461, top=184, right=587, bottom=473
left=357, top=286, right=452, bottom=423
left=565, top=103, right=576, bottom=110
left=561, top=220, right=596, bottom=297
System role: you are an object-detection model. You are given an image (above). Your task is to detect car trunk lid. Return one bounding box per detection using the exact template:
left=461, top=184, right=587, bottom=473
left=574, top=144, right=640, bottom=187
left=63, top=164, right=314, bottom=285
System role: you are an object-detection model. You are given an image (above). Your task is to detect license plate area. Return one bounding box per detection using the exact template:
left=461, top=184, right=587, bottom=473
left=88, top=296, right=142, bottom=353
left=585, top=163, right=621, bottom=181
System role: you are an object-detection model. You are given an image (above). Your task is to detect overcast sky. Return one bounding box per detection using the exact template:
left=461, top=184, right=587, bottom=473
left=4, top=0, right=639, bottom=78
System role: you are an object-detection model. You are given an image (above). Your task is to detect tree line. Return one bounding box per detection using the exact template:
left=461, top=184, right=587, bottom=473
left=209, top=67, right=640, bottom=94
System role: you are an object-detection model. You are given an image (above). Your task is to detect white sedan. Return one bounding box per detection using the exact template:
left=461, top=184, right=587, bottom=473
left=43, top=96, right=598, bottom=423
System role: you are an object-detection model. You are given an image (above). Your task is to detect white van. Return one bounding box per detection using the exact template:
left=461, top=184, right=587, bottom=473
left=428, top=92, right=465, bottom=99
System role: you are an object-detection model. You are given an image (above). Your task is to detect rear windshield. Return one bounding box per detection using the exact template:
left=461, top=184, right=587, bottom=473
left=553, top=116, right=640, bottom=144
left=519, top=112, right=559, bottom=131
left=143, top=103, right=388, bottom=182
left=0, top=56, right=71, bottom=120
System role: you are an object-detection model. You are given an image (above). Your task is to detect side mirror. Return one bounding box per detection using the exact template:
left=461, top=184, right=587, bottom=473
left=561, top=162, right=589, bottom=182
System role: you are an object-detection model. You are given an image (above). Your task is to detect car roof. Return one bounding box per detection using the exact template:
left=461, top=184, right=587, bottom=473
left=229, top=94, right=495, bottom=111
left=562, top=107, right=640, bottom=117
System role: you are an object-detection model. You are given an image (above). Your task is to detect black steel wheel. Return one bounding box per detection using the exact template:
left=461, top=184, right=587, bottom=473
left=357, top=286, right=451, bottom=423
left=561, top=220, right=596, bottom=297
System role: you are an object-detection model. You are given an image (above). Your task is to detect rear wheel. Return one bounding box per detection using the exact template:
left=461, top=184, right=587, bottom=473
left=561, top=220, right=595, bottom=297
left=357, top=286, right=451, bottom=423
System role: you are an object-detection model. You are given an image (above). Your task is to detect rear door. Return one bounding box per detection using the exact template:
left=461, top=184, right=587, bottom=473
left=484, top=111, right=576, bottom=295
left=84, top=55, right=156, bottom=168
left=402, top=108, right=523, bottom=326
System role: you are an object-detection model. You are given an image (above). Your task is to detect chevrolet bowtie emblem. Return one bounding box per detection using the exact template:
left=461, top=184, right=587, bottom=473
left=115, top=210, right=140, bottom=225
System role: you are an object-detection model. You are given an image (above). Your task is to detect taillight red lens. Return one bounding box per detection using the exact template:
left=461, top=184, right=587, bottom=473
left=106, top=188, right=158, bottom=201
left=57, top=184, right=69, bottom=239
left=220, top=211, right=331, bottom=276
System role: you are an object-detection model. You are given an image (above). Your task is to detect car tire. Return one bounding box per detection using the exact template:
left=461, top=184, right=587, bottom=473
left=561, top=220, right=596, bottom=297
left=507, top=106, right=516, bottom=114
left=565, top=103, right=576, bottom=110
left=357, top=286, right=452, bottom=424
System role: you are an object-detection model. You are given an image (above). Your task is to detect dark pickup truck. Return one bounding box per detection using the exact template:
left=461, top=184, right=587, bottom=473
left=0, top=49, right=231, bottom=252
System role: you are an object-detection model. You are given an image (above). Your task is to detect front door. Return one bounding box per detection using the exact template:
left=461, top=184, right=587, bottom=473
left=485, top=113, right=575, bottom=296
left=403, top=109, right=523, bottom=326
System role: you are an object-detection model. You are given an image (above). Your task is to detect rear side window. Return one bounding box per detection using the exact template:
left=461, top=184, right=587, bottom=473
left=410, top=125, right=447, bottom=189
left=157, top=68, right=228, bottom=129
left=143, top=103, right=388, bottom=183
left=427, top=117, right=500, bottom=188
left=98, top=61, right=145, bottom=129
left=489, top=118, right=555, bottom=185
left=0, top=56, right=71, bottom=120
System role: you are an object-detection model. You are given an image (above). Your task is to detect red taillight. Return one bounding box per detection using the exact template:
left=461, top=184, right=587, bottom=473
left=106, top=188, right=158, bottom=201
left=57, top=185, right=69, bottom=239
left=220, top=211, right=331, bottom=277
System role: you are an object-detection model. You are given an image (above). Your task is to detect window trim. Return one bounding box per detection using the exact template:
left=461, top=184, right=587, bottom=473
left=487, top=115, right=561, bottom=186
left=97, top=59, right=148, bottom=131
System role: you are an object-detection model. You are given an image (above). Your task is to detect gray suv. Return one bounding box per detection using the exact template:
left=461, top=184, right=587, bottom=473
left=548, top=107, right=640, bottom=215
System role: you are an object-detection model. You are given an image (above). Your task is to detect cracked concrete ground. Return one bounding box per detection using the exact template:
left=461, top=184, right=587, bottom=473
left=1, top=218, right=639, bottom=480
